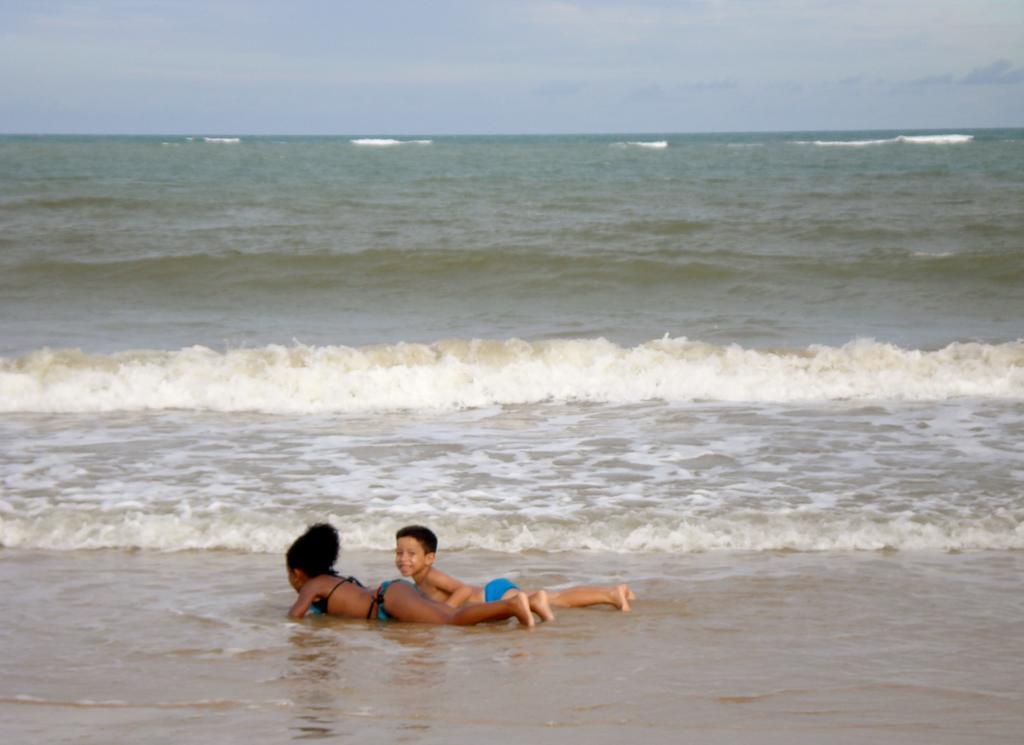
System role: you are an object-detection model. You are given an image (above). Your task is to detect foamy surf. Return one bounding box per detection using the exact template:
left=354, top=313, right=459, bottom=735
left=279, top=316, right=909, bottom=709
left=350, top=138, right=433, bottom=146
left=2, top=509, right=1020, bottom=553
left=615, top=141, right=668, bottom=149
left=796, top=134, right=974, bottom=147
left=2, top=338, right=1021, bottom=414
left=203, top=137, right=241, bottom=144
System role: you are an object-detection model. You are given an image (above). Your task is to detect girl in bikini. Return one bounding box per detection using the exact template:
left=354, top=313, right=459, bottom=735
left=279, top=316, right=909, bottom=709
left=285, top=523, right=536, bottom=627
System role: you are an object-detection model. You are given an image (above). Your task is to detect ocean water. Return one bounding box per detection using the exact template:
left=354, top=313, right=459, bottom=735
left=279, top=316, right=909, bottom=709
left=2, top=130, right=1022, bottom=554
left=2, top=131, right=1024, bottom=742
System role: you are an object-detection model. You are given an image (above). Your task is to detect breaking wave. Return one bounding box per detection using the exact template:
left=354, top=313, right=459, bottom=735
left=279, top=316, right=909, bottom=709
left=1, top=508, right=1020, bottom=553
left=350, top=138, right=433, bottom=146
left=796, top=134, right=974, bottom=147
left=615, top=140, right=668, bottom=149
left=2, top=337, right=1021, bottom=414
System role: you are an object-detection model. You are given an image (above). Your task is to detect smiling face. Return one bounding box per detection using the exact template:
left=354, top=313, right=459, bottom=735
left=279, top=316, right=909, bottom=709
left=395, top=535, right=435, bottom=580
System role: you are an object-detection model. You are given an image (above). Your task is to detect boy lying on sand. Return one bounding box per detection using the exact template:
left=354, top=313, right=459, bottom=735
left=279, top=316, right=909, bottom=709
left=395, top=525, right=635, bottom=622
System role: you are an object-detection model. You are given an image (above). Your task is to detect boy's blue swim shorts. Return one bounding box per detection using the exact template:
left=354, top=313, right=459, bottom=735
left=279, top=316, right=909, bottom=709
left=483, top=577, right=519, bottom=602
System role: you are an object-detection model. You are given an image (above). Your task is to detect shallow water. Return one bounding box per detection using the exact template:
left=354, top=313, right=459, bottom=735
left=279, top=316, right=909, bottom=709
left=3, top=395, right=1023, bottom=554
left=2, top=550, right=1022, bottom=744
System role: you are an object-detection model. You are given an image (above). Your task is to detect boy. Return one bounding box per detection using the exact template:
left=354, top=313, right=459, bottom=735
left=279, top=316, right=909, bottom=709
left=395, top=525, right=634, bottom=621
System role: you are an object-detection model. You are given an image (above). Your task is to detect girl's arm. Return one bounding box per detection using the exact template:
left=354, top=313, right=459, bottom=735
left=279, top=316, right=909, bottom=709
left=287, top=580, right=323, bottom=618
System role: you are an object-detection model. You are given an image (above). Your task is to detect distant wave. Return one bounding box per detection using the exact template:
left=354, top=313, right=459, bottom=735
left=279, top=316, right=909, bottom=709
left=350, top=138, right=433, bottom=146
left=0, top=250, right=741, bottom=289
left=6, top=249, right=1021, bottom=301
left=2, top=508, right=1020, bottom=553
left=795, top=134, right=974, bottom=147
left=203, top=137, right=241, bottom=144
left=614, top=140, right=668, bottom=149
left=2, top=338, right=1021, bottom=414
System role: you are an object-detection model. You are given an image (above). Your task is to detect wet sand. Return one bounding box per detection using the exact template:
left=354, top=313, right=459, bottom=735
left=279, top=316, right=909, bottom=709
left=2, top=548, right=1022, bottom=744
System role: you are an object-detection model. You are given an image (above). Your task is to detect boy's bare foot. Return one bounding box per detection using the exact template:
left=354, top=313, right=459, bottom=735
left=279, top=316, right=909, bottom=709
left=529, top=590, right=555, bottom=622
left=511, top=591, right=535, bottom=627
left=614, top=584, right=633, bottom=612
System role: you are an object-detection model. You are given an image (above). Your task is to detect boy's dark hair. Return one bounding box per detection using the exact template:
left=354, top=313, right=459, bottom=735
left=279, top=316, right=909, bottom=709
left=287, top=523, right=339, bottom=576
left=396, top=525, right=438, bottom=554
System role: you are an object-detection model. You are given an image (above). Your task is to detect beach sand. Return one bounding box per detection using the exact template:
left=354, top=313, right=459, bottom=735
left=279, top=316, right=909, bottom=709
left=2, top=548, right=1022, bottom=744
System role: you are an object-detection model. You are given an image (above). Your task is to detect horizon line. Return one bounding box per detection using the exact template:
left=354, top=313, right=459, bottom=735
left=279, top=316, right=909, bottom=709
left=0, top=125, right=1018, bottom=138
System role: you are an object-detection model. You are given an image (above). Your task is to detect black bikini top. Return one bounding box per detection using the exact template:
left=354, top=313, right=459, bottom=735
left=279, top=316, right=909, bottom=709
left=311, top=573, right=365, bottom=614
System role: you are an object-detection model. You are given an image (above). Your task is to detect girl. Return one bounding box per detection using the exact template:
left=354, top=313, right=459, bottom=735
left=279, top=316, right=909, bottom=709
left=286, top=523, right=535, bottom=627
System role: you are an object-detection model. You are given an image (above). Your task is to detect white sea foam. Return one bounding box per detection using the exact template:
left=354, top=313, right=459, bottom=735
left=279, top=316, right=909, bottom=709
left=898, top=134, right=974, bottom=144
left=615, top=140, right=668, bottom=149
left=350, top=138, right=433, bottom=146
left=203, top=137, right=241, bottom=144
left=796, top=134, right=974, bottom=147
left=2, top=508, right=1020, bottom=553
left=2, top=338, right=1021, bottom=414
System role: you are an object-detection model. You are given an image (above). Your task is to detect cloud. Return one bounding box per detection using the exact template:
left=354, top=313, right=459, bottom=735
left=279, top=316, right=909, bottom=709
left=960, top=59, right=1024, bottom=85
left=899, top=60, right=1024, bottom=89
left=836, top=75, right=866, bottom=87
left=626, top=84, right=667, bottom=102
left=686, top=79, right=738, bottom=91
left=909, top=74, right=954, bottom=87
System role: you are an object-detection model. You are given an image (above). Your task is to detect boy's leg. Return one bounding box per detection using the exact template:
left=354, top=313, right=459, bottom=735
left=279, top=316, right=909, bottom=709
left=546, top=585, right=633, bottom=611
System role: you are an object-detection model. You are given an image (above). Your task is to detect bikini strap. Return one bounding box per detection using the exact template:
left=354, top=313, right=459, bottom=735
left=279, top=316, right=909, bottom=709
left=327, top=571, right=365, bottom=586
left=319, top=576, right=364, bottom=612
left=367, top=583, right=387, bottom=620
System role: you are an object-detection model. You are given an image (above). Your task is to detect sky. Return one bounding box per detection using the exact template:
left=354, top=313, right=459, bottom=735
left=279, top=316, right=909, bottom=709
left=1, top=0, right=1022, bottom=134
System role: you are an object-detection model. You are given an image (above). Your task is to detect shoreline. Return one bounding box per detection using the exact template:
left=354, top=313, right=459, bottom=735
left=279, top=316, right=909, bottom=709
left=3, top=548, right=1021, bottom=743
